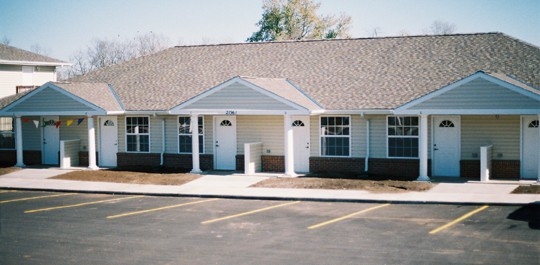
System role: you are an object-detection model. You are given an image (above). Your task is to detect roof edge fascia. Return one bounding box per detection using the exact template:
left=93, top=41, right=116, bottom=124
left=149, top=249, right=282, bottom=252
left=0, top=59, right=71, bottom=66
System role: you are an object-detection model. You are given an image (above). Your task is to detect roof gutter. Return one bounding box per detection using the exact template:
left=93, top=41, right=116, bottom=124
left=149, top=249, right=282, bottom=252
left=0, top=59, right=72, bottom=66
left=315, top=109, right=394, bottom=115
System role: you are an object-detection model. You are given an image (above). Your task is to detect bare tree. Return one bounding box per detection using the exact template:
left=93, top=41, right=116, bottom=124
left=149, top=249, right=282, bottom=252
left=30, top=43, right=51, bottom=56
left=63, top=32, right=170, bottom=79
left=1, top=36, right=10, bottom=45
left=428, top=20, right=456, bottom=35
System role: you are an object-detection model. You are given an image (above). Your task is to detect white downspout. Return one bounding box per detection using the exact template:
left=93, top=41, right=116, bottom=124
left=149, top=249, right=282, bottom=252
left=365, top=119, right=370, bottom=172
left=160, top=118, right=165, bottom=166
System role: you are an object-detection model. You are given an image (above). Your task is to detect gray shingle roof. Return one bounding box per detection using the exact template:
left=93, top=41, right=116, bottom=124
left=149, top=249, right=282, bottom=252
left=72, top=33, right=540, bottom=111
left=54, top=82, right=124, bottom=112
left=0, top=43, right=68, bottom=65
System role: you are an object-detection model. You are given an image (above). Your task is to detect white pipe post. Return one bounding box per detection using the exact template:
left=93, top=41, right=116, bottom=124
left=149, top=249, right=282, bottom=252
left=87, top=116, right=98, bottom=170
left=190, top=114, right=202, bottom=174
left=15, top=116, right=25, bottom=167
left=417, top=114, right=430, bottom=181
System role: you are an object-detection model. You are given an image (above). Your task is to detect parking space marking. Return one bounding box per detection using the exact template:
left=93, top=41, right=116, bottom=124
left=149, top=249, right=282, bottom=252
left=24, top=195, right=144, bottom=214
left=0, top=193, right=75, bottom=204
left=429, top=205, right=489, bottom=234
left=202, top=201, right=300, bottom=224
left=107, top=198, right=219, bottom=219
left=308, top=203, right=391, bottom=229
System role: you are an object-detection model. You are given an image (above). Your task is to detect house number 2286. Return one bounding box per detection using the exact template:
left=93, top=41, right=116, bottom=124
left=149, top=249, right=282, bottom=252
left=225, top=111, right=237, bottom=115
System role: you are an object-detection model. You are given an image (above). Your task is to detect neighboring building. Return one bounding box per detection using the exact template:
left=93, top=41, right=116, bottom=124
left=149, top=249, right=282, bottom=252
left=0, top=43, right=68, bottom=151
left=0, top=33, right=539, bottom=181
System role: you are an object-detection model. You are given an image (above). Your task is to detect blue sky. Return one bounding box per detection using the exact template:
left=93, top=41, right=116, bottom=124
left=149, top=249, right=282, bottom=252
left=1, top=0, right=538, bottom=61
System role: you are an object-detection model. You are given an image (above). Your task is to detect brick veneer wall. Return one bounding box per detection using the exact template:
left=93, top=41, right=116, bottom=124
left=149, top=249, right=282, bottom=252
left=78, top=152, right=98, bottom=167
left=236, top=155, right=244, bottom=171
left=163, top=153, right=213, bottom=170
left=0, top=150, right=41, bottom=165
left=117, top=152, right=161, bottom=167
left=461, top=160, right=520, bottom=180
left=310, top=157, right=364, bottom=174
left=310, top=157, right=429, bottom=179
left=262, top=155, right=285, bottom=172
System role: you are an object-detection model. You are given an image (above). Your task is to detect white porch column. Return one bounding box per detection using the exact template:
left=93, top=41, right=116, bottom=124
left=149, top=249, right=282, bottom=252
left=190, top=114, right=202, bottom=174
left=15, top=116, right=25, bottom=167
left=87, top=116, right=98, bottom=170
left=284, top=114, right=295, bottom=176
left=417, top=114, right=430, bottom=181
left=537, top=114, right=540, bottom=183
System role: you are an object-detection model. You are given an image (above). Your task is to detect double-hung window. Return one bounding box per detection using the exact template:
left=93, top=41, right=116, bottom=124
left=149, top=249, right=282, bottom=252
left=320, top=116, right=350, bottom=156
left=178, top=116, right=204, bottom=153
left=387, top=116, right=418, bottom=158
left=0, top=117, right=15, bottom=149
left=126, top=117, right=149, bottom=152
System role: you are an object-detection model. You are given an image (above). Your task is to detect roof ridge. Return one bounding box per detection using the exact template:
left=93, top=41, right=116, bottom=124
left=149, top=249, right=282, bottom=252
left=172, top=32, right=505, bottom=48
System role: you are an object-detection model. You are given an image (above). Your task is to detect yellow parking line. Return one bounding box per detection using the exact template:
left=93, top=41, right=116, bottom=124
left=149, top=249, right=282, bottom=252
left=0, top=193, right=75, bottom=204
left=308, top=203, right=391, bottom=229
left=202, top=201, right=300, bottom=224
left=25, top=195, right=144, bottom=214
left=107, top=198, right=219, bottom=219
left=429, top=205, right=489, bottom=234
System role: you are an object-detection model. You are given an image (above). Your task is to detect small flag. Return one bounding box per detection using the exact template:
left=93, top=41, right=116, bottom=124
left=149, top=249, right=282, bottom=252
left=55, top=121, right=61, bottom=128
left=77, top=118, right=84, bottom=125
left=22, top=117, right=29, bottom=123
left=33, top=120, right=39, bottom=128
left=67, top=120, right=73, bottom=126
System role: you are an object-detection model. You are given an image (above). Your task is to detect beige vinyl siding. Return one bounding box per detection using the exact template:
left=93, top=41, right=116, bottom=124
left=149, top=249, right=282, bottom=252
left=309, top=116, right=319, bottom=156
left=117, top=116, right=126, bottom=151
left=149, top=116, right=162, bottom=153
left=186, top=82, right=296, bottom=110
left=461, top=115, right=520, bottom=160
left=310, top=115, right=366, bottom=157
left=369, top=115, right=388, bottom=158
left=410, top=78, right=539, bottom=110
left=59, top=116, right=91, bottom=151
left=21, top=116, right=41, bottom=150
left=204, top=116, right=212, bottom=154
left=237, top=115, right=283, bottom=155
left=164, top=116, right=178, bottom=153
left=0, top=65, right=21, bottom=98
left=9, top=87, right=95, bottom=112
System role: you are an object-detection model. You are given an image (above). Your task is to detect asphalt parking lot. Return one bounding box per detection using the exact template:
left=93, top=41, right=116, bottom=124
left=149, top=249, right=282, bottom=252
left=1, top=190, right=538, bottom=265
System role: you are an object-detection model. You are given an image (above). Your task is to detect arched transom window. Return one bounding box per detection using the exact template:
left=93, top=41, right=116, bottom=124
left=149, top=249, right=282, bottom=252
left=220, top=120, right=232, bottom=127
left=439, top=120, right=455, bottom=128
left=103, top=120, right=115, bottom=126
left=528, top=120, right=539, bottom=128
left=292, top=120, right=305, bottom=127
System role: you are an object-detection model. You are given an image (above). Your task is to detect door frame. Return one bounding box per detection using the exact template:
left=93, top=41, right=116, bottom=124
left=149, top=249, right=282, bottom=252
left=213, top=116, right=237, bottom=170
left=431, top=115, right=461, bottom=177
left=520, top=115, right=539, bottom=179
left=99, top=116, right=118, bottom=167
left=42, top=116, right=60, bottom=165
left=292, top=115, right=310, bottom=173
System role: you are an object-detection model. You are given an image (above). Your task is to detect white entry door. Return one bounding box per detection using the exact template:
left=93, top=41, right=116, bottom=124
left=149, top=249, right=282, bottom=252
left=521, top=116, right=539, bottom=179
left=292, top=116, right=310, bottom=173
left=42, top=116, right=59, bottom=165
left=214, top=116, right=237, bottom=170
left=99, top=116, right=118, bottom=167
left=432, top=116, right=460, bottom=177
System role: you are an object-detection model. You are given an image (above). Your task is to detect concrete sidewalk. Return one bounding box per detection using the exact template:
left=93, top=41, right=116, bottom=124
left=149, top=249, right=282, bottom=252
left=0, top=168, right=539, bottom=205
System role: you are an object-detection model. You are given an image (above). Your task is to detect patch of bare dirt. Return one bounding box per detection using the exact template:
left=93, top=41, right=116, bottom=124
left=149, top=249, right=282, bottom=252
left=50, top=167, right=199, bottom=186
left=251, top=177, right=434, bottom=193
left=512, top=185, right=540, bottom=194
left=0, top=166, right=20, bottom=176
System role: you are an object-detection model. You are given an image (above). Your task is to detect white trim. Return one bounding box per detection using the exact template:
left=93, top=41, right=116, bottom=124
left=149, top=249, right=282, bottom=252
left=397, top=109, right=540, bottom=115
left=170, top=76, right=311, bottom=113
left=431, top=115, right=461, bottom=177
left=178, top=115, right=205, bottom=154
left=386, top=115, right=420, bottom=159
left=1, top=82, right=107, bottom=115
left=396, top=72, right=540, bottom=113
left=173, top=109, right=309, bottom=116
left=0, top=59, right=71, bottom=66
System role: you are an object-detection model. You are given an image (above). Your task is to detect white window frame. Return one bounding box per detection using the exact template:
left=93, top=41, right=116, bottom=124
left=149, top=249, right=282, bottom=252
left=319, top=115, right=351, bottom=157
left=178, top=116, right=204, bottom=154
left=0, top=117, right=15, bottom=150
left=387, top=115, right=419, bottom=158
left=125, top=116, right=150, bottom=153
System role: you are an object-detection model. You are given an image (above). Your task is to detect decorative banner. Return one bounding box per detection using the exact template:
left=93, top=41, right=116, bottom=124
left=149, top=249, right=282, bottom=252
left=22, top=117, right=29, bottom=123
left=77, top=118, right=85, bottom=126
left=33, top=120, right=39, bottom=128
left=66, top=120, right=73, bottom=126
left=55, top=121, right=61, bottom=128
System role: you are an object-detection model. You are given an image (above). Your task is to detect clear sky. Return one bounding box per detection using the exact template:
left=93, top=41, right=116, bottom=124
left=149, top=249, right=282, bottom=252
left=1, top=0, right=538, bottom=61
